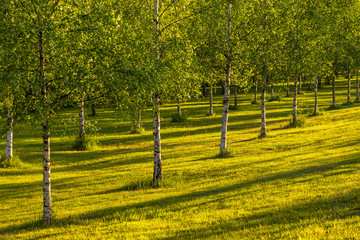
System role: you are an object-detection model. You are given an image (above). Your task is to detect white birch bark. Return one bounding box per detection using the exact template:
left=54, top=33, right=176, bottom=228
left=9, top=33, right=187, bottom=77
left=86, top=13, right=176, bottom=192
left=209, top=85, right=214, bottom=116
left=153, top=95, right=162, bottom=182
left=137, top=110, right=141, bottom=129
left=43, top=123, right=51, bottom=224
left=286, top=78, right=290, bottom=97
left=38, top=20, right=52, bottom=224
left=271, top=82, right=274, bottom=101
left=153, top=0, right=162, bottom=183
left=6, top=107, right=13, bottom=160
left=219, top=2, right=232, bottom=155
left=314, top=76, right=318, bottom=115
left=254, top=75, right=258, bottom=103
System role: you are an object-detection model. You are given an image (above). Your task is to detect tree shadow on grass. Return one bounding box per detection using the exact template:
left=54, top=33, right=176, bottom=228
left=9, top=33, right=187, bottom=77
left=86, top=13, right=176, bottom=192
left=159, top=189, right=360, bottom=239
left=74, top=152, right=360, bottom=220
left=1, top=152, right=359, bottom=236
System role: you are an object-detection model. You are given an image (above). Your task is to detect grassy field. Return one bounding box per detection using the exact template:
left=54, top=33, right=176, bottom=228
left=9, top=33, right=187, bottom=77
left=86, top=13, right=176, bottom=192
left=1, top=78, right=360, bottom=239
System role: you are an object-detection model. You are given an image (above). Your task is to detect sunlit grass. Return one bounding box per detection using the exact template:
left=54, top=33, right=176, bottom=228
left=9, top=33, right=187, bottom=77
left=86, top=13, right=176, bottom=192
left=0, top=78, right=359, bottom=239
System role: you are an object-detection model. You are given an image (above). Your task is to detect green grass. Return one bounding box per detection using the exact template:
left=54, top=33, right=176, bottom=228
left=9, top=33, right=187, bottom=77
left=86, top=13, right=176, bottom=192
left=0, top=78, right=360, bottom=239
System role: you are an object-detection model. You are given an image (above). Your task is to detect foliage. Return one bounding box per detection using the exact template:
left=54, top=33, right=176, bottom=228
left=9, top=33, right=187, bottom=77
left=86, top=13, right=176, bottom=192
left=72, top=137, right=99, bottom=151
left=129, top=126, right=145, bottom=135
left=171, top=113, right=187, bottom=123
left=229, top=105, right=240, bottom=111
left=1, top=80, right=360, bottom=238
left=269, top=96, right=282, bottom=102
left=289, top=115, right=307, bottom=128
left=218, top=147, right=236, bottom=158
left=0, top=155, right=25, bottom=169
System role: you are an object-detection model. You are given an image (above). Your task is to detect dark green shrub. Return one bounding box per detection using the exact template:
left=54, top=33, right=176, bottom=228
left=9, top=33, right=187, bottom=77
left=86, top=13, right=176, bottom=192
left=0, top=155, right=24, bottom=168
left=229, top=105, right=240, bottom=110
left=218, top=147, right=236, bottom=158
left=73, top=137, right=99, bottom=151
left=171, top=113, right=187, bottom=123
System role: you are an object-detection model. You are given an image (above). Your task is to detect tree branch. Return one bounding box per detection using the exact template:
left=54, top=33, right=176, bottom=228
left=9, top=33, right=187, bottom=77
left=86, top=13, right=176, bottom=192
left=159, top=0, right=177, bottom=18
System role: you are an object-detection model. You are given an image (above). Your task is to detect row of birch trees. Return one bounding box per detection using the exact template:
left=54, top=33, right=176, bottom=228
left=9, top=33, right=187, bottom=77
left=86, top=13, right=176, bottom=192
left=1, top=0, right=360, bottom=224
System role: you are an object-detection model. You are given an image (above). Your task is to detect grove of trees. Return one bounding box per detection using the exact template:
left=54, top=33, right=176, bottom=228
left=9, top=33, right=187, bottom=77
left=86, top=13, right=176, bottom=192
left=1, top=0, right=360, bottom=225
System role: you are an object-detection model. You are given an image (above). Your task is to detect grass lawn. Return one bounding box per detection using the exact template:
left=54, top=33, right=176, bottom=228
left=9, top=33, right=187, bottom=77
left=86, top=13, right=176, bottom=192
left=0, top=78, right=360, bottom=239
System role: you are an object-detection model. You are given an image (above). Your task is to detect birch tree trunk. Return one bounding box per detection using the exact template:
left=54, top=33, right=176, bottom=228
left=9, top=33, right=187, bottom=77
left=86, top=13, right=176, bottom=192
left=202, top=80, right=207, bottom=97
left=234, top=85, right=238, bottom=106
left=79, top=96, right=85, bottom=139
left=292, top=77, right=298, bottom=125
left=39, top=21, right=52, bottom=225
left=286, top=78, right=290, bottom=97
left=347, top=70, right=351, bottom=103
left=177, top=98, right=181, bottom=116
left=221, top=80, right=225, bottom=95
left=271, top=82, right=274, bottom=101
left=261, top=76, right=267, bottom=137
left=314, top=76, right=318, bottom=115
left=137, top=110, right=141, bottom=129
left=332, top=76, right=336, bottom=107
left=91, top=104, right=96, bottom=116
left=299, top=75, right=302, bottom=93
left=209, top=85, right=214, bottom=116
left=356, top=71, right=359, bottom=102
left=253, top=75, right=258, bottom=103
left=219, top=2, right=232, bottom=156
left=153, top=95, right=162, bottom=182
left=153, top=0, right=162, bottom=183
left=6, top=107, right=13, bottom=160
left=42, top=122, right=51, bottom=224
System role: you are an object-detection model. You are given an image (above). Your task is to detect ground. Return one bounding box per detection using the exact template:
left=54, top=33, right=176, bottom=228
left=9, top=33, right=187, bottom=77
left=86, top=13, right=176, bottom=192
left=0, top=78, right=359, bottom=239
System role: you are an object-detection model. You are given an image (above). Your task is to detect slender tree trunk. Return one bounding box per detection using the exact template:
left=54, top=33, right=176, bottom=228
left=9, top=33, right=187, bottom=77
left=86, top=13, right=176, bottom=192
left=39, top=20, right=52, bottom=225
left=79, top=96, right=85, bottom=139
left=325, top=76, right=331, bottom=85
left=137, top=110, right=141, bottom=129
left=153, top=95, right=162, bottom=182
left=6, top=107, right=13, bottom=160
left=314, top=76, right=318, bottom=115
left=271, top=81, right=274, bottom=101
left=202, top=80, right=207, bottom=97
left=332, top=76, right=336, bottom=107
left=234, top=85, right=238, bottom=106
left=347, top=70, right=351, bottom=103
left=91, top=104, right=96, bottom=116
left=286, top=78, right=290, bottom=97
left=153, top=0, right=162, bottom=183
left=177, top=98, right=181, bottom=116
left=219, top=2, right=232, bottom=155
left=253, top=75, right=258, bottom=103
left=356, top=70, right=359, bottom=102
left=299, top=75, right=302, bottom=93
left=292, top=77, right=298, bottom=125
left=261, top=76, right=267, bottom=137
left=42, top=123, right=51, bottom=225
left=221, top=80, right=225, bottom=95
left=209, top=85, right=214, bottom=116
